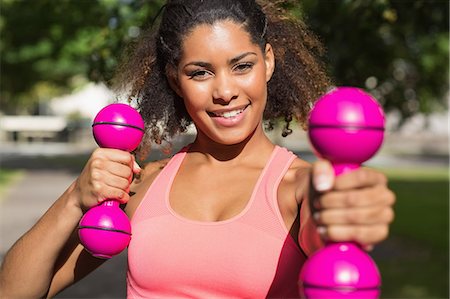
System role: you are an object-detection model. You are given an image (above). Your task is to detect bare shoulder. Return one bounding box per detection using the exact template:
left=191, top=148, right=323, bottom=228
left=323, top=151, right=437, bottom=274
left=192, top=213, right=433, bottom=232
left=125, top=158, right=171, bottom=218
left=276, top=155, right=312, bottom=234
left=279, top=156, right=311, bottom=205
left=284, top=156, right=311, bottom=182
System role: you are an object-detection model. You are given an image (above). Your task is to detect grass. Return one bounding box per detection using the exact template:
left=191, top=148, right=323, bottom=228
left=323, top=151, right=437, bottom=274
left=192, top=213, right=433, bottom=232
left=374, top=167, right=449, bottom=299
left=0, top=169, right=24, bottom=201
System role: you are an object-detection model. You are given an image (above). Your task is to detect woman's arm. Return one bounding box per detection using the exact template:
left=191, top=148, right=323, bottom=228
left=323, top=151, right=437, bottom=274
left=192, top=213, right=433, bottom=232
left=293, top=163, right=324, bottom=256
left=0, top=148, right=138, bottom=298
left=297, top=160, right=395, bottom=255
left=0, top=182, right=96, bottom=298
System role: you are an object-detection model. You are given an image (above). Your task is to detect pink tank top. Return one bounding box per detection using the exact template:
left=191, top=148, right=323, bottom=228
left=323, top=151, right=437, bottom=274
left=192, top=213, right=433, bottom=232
left=127, top=145, right=307, bottom=298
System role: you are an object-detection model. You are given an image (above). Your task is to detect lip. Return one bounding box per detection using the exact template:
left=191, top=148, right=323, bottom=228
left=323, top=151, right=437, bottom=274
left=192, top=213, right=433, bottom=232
left=207, top=103, right=250, bottom=117
left=208, top=103, right=250, bottom=127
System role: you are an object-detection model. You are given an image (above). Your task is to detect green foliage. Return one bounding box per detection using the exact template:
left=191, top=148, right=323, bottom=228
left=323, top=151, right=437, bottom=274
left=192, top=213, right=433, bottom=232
left=375, top=168, right=449, bottom=298
left=0, top=0, right=164, bottom=113
left=1, top=0, right=448, bottom=121
left=389, top=177, right=449, bottom=250
left=300, top=0, right=449, bottom=124
left=0, top=169, right=23, bottom=200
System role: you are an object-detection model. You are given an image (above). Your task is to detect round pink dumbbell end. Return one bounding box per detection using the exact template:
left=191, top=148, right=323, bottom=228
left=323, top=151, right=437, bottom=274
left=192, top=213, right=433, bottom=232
left=92, top=103, right=145, bottom=152
left=308, top=87, right=385, bottom=175
left=299, top=243, right=381, bottom=299
left=78, top=201, right=131, bottom=259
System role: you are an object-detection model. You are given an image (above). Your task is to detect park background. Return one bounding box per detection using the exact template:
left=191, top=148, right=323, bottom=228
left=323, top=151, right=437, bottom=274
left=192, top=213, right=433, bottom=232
left=0, top=0, right=448, bottom=298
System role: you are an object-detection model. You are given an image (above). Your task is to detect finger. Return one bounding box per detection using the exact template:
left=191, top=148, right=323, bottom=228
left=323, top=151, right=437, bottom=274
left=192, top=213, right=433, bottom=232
left=334, top=167, right=387, bottom=190
left=106, top=162, right=134, bottom=181
left=100, top=189, right=130, bottom=204
left=311, top=160, right=335, bottom=192
left=92, top=148, right=134, bottom=166
left=364, top=245, right=374, bottom=252
left=132, top=157, right=142, bottom=174
left=314, top=206, right=395, bottom=225
left=91, top=164, right=131, bottom=194
left=316, top=186, right=396, bottom=209
left=318, top=224, right=389, bottom=246
left=92, top=182, right=130, bottom=204
left=103, top=174, right=131, bottom=193
left=90, top=155, right=134, bottom=182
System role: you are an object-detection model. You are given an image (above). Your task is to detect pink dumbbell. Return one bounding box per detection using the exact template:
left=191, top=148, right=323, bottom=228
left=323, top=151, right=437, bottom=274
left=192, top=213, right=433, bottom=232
left=299, top=87, right=385, bottom=298
left=78, top=103, right=145, bottom=259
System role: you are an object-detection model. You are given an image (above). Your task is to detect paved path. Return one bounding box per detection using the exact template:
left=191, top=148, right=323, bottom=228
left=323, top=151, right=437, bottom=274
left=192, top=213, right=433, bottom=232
left=0, top=170, right=127, bottom=298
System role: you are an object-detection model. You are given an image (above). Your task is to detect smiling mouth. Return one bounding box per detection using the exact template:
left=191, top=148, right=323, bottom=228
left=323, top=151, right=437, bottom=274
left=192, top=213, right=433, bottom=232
left=208, top=104, right=250, bottom=119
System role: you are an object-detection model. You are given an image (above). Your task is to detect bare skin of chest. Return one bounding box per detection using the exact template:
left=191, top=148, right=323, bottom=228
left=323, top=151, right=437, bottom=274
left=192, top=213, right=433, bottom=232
left=169, top=163, right=262, bottom=222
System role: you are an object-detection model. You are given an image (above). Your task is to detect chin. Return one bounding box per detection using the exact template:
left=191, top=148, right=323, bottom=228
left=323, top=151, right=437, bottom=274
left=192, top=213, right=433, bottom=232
left=212, top=127, right=260, bottom=146
left=211, top=135, right=248, bottom=146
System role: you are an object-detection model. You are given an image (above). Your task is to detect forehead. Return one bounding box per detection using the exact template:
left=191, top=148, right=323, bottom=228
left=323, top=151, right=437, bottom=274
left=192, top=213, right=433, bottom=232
left=180, top=20, right=261, bottom=63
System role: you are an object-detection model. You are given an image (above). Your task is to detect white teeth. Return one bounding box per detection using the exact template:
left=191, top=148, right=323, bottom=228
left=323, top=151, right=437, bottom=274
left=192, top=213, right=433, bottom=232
left=214, top=108, right=244, bottom=118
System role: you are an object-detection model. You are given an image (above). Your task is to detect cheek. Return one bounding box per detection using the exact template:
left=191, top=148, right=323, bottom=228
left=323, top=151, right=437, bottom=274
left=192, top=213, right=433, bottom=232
left=180, top=83, right=210, bottom=111
left=241, top=69, right=268, bottom=100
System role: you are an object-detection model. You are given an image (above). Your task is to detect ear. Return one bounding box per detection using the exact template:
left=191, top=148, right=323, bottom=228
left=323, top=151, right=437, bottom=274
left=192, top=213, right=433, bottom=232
left=166, top=65, right=183, bottom=98
left=264, top=43, right=275, bottom=82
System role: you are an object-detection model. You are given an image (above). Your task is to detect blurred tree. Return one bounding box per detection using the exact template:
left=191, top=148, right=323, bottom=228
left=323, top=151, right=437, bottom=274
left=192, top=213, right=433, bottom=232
left=1, top=0, right=448, bottom=124
left=0, top=0, right=163, bottom=114
left=299, top=0, right=449, bottom=124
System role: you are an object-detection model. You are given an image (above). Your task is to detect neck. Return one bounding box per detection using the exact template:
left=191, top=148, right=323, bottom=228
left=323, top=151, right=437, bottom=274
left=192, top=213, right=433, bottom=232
left=189, top=124, right=274, bottom=163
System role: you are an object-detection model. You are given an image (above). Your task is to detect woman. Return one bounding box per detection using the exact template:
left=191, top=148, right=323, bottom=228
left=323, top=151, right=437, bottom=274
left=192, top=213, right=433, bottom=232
left=0, top=1, right=395, bottom=298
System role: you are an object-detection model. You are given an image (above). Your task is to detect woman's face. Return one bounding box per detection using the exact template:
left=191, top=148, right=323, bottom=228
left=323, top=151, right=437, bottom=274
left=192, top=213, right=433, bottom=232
left=171, top=20, right=274, bottom=146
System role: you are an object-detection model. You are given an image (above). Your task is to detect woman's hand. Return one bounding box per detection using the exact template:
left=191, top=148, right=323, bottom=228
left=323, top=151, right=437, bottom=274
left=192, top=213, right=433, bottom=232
left=309, top=160, right=395, bottom=248
left=73, top=148, right=141, bottom=212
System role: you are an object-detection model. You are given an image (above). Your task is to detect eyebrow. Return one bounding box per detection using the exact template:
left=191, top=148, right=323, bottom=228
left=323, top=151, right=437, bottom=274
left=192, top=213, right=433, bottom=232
left=229, top=51, right=257, bottom=65
left=183, top=51, right=257, bottom=69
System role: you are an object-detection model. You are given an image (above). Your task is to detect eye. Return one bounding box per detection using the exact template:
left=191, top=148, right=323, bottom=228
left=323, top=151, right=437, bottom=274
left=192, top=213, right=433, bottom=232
left=188, top=69, right=212, bottom=80
left=233, top=62, right=254, bottom=73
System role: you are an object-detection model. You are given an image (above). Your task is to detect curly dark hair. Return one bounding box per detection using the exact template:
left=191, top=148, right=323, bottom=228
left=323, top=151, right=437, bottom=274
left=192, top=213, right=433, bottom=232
left=112, top=0, right=331, bottom=156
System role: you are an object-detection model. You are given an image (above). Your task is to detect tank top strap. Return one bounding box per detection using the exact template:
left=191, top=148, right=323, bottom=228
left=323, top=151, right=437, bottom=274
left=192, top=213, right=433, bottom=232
left=131, top=147, right=188, bottom=226
left=238, top=146, right=297, bottom=237
left=263, top=146, right=298, bottom=207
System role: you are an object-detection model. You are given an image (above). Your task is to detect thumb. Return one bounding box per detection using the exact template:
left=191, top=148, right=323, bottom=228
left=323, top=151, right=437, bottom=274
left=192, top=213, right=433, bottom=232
left=132, top=157, right=142, bottom=174
left=312, top=160, right=335, bottom=192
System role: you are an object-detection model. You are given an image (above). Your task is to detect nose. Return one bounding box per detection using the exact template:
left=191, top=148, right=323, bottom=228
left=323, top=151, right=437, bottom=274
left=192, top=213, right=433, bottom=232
left=212, top=72, right=239, bottom=104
